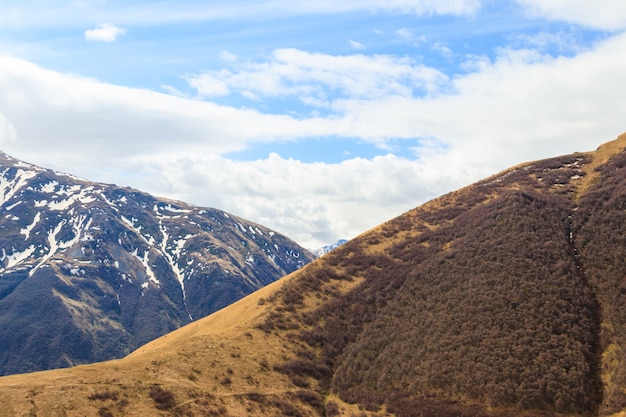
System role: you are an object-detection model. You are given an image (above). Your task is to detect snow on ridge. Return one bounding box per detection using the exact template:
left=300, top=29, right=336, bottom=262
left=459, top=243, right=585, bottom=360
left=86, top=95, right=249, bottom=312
left=160, top=203, right=191, bottom=213
left=54, top=172, right=86, bottom=181
left=12, top=160, right=39, bottom=170
left=0, top=168, right=37, bottom=207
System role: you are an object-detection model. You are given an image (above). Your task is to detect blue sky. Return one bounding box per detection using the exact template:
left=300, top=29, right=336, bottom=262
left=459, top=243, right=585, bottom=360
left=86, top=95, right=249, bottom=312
left=1, top=1, right=626, bottom=248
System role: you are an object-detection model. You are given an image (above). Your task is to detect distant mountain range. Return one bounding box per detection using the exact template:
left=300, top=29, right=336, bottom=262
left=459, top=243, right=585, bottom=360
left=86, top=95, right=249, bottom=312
left=314, top=239, right=347, bottom=257
left=0, top=151, right=314, bottom=375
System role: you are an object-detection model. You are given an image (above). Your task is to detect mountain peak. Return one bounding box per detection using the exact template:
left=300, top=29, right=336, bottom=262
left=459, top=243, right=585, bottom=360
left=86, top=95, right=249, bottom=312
left=0, top=151, right=314, bottom=375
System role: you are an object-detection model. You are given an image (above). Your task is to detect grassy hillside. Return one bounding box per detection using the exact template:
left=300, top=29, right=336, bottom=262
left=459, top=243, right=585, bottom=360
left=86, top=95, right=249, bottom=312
left=2, top=133, right=626, bottom=416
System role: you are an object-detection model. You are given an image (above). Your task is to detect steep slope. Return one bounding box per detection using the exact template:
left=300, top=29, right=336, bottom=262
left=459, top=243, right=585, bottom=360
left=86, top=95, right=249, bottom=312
left=0, top=152, right=313, bottom=375
left=3, top=133, right=626, bottom=416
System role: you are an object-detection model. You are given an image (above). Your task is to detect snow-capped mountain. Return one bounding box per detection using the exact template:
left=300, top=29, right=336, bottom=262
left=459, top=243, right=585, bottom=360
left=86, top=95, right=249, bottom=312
left=0, top=151, right=314, bottom=375
left=314, top=239, right=348, bottom=257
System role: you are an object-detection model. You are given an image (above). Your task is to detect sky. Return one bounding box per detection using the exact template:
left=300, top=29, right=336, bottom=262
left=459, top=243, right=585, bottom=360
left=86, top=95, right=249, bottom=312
left=1, top=1, right=626, bottom=250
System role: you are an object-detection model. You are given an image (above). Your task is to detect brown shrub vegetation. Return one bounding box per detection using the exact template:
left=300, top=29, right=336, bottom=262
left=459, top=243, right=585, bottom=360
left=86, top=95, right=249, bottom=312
left=148, top=385, right=176, bottom=410
left=264, top=152, right=607, bottom=415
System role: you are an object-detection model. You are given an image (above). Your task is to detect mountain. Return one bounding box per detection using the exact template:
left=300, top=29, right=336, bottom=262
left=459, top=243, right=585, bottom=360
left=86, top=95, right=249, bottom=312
left=0, top=151, right=313, bottom=376
left=4, top=133, right=626, bottom=416
left=314, top=238, right=348, bottom=257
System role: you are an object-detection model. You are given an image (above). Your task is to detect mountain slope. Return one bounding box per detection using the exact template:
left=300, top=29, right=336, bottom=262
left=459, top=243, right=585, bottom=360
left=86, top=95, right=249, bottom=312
left=0, top=152, right=313, bottom=375
left=3, top=133, right=626, bottom=416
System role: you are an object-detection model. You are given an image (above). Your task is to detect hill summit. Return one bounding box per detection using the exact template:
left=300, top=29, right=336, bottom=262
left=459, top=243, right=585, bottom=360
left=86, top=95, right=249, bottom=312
left=3, top=133, right=626, bottom=416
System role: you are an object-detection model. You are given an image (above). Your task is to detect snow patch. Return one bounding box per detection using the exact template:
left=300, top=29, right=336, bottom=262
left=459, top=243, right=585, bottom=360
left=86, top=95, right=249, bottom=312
left=1, top=245, right=36, bottom=270
left=39, top=181, right=58, bottom=193
left=21, top=212, right=41, bottom=240
left=160, top=203, right=191, bottom=213
left=0, top=168, right=37, bottom=207
left=5, top=201, right=22, bottom=210
left=131, top=248, right=160, bottom=287
left=158, top=223, right=189, bottom=303
left=48, top=198, right=74, bottom=211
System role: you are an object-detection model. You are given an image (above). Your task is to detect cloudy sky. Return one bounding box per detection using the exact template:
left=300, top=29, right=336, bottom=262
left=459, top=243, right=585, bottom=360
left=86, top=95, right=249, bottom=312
left=1, top=1, right=625, bottom=249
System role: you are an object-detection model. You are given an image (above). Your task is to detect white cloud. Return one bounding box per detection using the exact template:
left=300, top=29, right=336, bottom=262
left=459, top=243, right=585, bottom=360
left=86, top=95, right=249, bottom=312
left=186, top=49, right=448, bottom=105
left=331, top=33, right=626, bottom=159
left=379, top=0, right=482, bottom=15
left=349, top=39, right=366, bottom=50
left=300, top=0, right=481, bottom=15
left=0, top=55, right=327, bottom=164
left=219, top=50, right=238, bottom=63
left=396, top=28, right=413, bottom=39
left=84, top=24, right=127, bottom=43
left=517, top=0, right=626, bottom=30
left=2, top=31, right=626, bottom=248
left=261, top=0, right=481, bottom=16
left=432, top=42, right=453, bottom=57
left=186, top=73, right=231, bottom=97
left=394, top=28, right=427, bottom=47
left=0, top=0, right=482, bottom=31
left=133, top=152, right=477, bottom=248
left=514, top=30, right=587, bottom=54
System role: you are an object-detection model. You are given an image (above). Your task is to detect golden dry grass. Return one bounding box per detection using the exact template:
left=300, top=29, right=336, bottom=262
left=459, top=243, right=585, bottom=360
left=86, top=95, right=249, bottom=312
left=577, top=132, right=626, bottom=196
left=0, top=270, right=320, bottom=416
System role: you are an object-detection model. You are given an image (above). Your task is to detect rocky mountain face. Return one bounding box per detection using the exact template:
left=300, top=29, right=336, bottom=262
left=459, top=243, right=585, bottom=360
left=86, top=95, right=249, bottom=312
left=0, top=151, right=313, bottom=375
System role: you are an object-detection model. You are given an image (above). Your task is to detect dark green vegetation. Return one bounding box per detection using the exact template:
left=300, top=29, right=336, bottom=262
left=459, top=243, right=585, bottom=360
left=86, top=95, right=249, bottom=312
left=0, top=152, right=313, bottom=376
left=259, top=139, right=626, bottom=416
